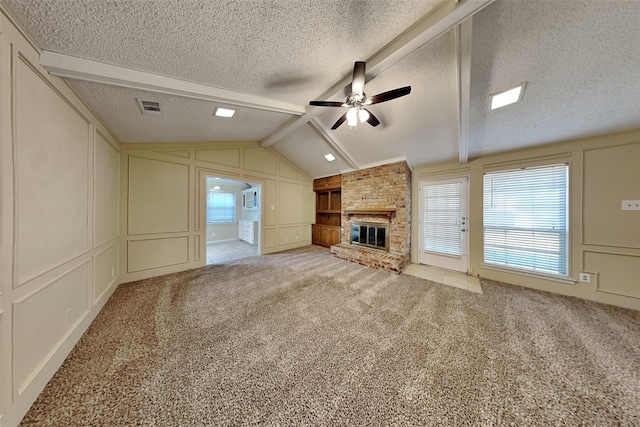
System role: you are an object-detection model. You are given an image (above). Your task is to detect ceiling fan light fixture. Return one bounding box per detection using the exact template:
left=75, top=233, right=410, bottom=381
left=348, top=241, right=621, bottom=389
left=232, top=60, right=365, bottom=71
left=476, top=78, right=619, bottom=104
left=358, top=109, right=370, bottom=123
left=490, top=82, right=526, bottom=110
left=346, top=108, right=358, bottom=127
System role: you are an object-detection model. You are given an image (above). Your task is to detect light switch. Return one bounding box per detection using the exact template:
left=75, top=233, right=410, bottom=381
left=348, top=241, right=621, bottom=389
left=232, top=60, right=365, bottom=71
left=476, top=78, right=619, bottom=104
left=622, top=200, right=640, bottom=211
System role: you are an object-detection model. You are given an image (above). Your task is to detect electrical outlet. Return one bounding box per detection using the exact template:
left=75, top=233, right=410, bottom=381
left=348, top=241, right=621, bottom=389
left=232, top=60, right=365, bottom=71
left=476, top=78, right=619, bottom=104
left=579, top=272, right=591, bottom=283
left=622, top=200, right=640, bottom=211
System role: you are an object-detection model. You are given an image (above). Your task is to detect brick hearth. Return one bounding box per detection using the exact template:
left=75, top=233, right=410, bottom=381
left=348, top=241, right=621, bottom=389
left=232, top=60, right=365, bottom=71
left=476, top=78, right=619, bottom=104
left=330, top=161, right=411, bottom=274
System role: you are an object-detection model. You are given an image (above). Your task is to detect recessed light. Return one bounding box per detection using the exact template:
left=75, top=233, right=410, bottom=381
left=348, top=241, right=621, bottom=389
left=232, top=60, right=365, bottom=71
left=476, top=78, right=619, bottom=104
left=490, top=83, right=526, bottom=110
left=324, top=153, right=336, bottom=162
left=214, top=107, right=236, bottom=118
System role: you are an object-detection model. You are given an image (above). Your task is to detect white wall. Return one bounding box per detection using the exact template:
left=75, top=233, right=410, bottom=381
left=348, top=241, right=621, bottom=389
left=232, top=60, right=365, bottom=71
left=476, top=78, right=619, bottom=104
left=119, top=143, right=314, bottom=283
left=0, top=10, right=120, bottom=427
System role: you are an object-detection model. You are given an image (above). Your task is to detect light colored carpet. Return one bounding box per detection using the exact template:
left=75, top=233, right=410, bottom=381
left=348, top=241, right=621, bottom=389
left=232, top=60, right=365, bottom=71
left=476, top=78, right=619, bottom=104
left=21, top=246, right=640, bottom=426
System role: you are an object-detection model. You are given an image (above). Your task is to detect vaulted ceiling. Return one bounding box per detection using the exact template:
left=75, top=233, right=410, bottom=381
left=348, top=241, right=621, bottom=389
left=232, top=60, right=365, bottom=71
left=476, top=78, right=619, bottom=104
left=4, top=0, right=640, bottom=178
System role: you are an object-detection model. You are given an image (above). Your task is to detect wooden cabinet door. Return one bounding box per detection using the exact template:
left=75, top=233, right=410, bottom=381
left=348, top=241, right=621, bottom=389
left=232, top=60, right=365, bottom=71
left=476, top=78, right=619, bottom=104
left=312, top=225, right=321, bottom=245
left=329, top=227, right=341, bottom=246
left=320, top=227, right=331, bottom=247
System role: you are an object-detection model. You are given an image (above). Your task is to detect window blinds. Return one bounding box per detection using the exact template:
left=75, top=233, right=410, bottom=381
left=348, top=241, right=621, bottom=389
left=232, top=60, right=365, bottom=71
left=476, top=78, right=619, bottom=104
left=423, top=182, right=462, bottom=256
left=483, top=164, right=568, bottom=276
left=207, top=192, right=236, bottom=223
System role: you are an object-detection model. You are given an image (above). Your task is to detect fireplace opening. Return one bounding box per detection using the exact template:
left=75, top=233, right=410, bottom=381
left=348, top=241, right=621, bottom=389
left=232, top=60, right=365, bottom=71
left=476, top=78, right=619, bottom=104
left=351, top=221, right=389, bottom=251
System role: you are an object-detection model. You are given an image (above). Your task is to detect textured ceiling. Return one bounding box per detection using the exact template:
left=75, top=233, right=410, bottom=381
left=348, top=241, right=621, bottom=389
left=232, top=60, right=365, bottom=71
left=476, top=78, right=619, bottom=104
left=4, top=0, right=640, bottom=178
left=6, top=0, right=440, bottom=105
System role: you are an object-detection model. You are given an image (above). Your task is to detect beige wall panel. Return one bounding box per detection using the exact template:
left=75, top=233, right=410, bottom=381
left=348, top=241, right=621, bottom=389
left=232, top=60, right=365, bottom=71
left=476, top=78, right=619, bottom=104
left=194, top=235, right=201, bottom=262
left=94, top=132, right=119, bottom=246
left=584, top=251, right=640, bottom=298
left=263, top=228, right=276, bottom=248
left=128, top=156, right=189, bottom=235
left=301, top=224, right=311, bottom=242
left=302, top=184, right=314, bottom=223
left=128, top=236, right=189, bottom=273
left=16, top=60, right=90, bottom=284
left=278, top=226, right=302, bottom=245
left=156, top=149, right=190, bottom=159
left=583, top=143, right=640, bottom=248
left=244, top=147, right=277, bottom=175
left=278, top=159, right=302, bottom=180
left=278, top=181, right=301, bottom=225
left=264, top=179, right=277, bottom=226
left=94, top=244, right=118, bottom=302
left=195, top=148, right=240, bottom=167
left=13, top=261, right=90, bottom=394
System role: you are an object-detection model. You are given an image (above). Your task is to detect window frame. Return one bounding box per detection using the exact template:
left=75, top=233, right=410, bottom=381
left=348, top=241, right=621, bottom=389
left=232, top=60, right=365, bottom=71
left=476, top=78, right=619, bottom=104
left=482, top=163, right=570, bottom=279
left=206, top=190, right=237, bottom=224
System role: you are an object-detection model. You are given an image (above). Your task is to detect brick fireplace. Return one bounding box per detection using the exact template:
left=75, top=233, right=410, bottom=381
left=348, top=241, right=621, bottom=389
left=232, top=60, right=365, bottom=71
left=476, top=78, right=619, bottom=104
left=330, top=161, right=411, bottom=273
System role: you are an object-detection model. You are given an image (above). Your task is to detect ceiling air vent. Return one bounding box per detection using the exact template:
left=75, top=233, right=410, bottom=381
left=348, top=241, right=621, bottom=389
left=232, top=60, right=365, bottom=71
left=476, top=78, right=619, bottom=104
left=136, top=98, right=162, bottom=116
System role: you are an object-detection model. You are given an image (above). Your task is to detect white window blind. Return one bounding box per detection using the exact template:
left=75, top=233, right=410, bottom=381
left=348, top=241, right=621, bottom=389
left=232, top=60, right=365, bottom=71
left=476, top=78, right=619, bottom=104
left=423, top=182, right=462, bottom=256
left=207, top=192, right=236, bottom=224
left=483, top=164, right=568, bottom=276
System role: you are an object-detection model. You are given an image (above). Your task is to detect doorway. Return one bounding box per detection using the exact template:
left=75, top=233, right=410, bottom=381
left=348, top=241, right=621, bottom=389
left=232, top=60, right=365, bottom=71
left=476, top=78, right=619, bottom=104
left=205, top=176, right=260, bottom=265
left=419, top=177, right=469, bottom=273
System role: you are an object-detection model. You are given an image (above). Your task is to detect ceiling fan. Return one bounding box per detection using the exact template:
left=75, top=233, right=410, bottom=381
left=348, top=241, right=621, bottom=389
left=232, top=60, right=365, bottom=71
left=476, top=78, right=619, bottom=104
left=310, top=61, right=411, bottom=130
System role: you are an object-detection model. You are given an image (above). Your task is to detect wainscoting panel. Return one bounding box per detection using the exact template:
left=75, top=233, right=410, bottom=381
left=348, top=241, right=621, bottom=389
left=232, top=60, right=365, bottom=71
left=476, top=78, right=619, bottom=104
left=195, top=148, right=240, bottom=168
left=278, top=181, right=301, bottom=225
left=278, top=226, right=302, bottom=246
left=301, top=224, right=312, bottom=243
left=127, top=236, right=189, bottom=273
left=94, top=243, right=118, bottom=303
left=13, top=261, right=90, bottom=395
left=278, top=158, right=303, bottom=181
left=15, top=56, right=90, bottom=286
left=263, top=228, right=276, bottom=249
left=127, top=156, right=189, bottom=235
left=303, top=184, right=314, bottom=224
left=584, top=251, right=640, bottom=299
left=583, top=142, right=640, bottom=249
left=94, top=131, right=119, bottom=247
left=244, top=147, right=277, bottom=175
left=264, top=179, right=277, bottom=227
left=155, top=149, right=190, bottom=159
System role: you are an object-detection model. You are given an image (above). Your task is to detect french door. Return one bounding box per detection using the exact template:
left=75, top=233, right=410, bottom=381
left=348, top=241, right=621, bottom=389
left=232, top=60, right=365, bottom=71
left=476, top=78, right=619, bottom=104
left=419, top=177, right=469, bottom=273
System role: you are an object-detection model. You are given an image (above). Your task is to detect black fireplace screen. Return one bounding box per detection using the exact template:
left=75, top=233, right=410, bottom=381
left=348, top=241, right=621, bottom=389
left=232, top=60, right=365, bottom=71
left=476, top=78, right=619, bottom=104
left=351, top=221, right=389, bottom=251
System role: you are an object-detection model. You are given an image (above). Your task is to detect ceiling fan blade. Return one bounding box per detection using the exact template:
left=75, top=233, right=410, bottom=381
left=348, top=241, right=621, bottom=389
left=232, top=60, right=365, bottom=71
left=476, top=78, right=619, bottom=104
left=368, top=86, right=411, bottom=104
left=331, top=112, right=348, bottom=130
left=310, top=100, right=344, bottom=107
left=351, top=61, right=366, bottom=95
left=364, top=109, right=380, bottom=127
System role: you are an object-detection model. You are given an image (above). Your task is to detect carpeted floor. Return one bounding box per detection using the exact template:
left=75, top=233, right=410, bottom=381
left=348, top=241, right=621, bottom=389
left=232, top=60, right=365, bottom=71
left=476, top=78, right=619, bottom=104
left=21, top=246, right=640, bottom=426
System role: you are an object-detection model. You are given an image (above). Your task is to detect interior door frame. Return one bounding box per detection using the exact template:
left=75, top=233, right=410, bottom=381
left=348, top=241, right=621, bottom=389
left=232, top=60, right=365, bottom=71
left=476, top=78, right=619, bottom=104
left=418, top=176, right=469, bottom=273
left=200, top=170, right=263, bottom=266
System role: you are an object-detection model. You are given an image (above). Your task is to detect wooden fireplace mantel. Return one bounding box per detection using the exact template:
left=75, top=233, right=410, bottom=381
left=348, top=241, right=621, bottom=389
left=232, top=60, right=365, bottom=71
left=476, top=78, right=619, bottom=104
left=345, top=208, right=396, bottom=220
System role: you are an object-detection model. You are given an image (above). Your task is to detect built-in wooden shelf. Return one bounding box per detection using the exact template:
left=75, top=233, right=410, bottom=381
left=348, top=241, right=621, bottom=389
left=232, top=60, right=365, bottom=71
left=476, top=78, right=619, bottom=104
left=345, top=208, right=396, bottom=220
left=313, top=174, right=342, bottom=248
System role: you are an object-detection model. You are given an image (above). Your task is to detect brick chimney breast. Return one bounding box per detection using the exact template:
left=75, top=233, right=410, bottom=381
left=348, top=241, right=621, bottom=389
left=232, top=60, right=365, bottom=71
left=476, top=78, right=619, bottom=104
left=331, top=161, right=412, bottom=273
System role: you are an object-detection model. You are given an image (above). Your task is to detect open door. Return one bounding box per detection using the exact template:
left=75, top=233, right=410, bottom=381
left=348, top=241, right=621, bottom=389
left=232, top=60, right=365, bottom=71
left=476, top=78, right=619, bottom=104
left=419, top=177, right=469, bottom=273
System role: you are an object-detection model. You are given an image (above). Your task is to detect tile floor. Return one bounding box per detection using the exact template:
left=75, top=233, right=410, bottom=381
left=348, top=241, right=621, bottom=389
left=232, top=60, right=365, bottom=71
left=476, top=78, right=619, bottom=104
left=207, top=239, right=259, bottom=265
left=403, top=264, right=483, bottom=293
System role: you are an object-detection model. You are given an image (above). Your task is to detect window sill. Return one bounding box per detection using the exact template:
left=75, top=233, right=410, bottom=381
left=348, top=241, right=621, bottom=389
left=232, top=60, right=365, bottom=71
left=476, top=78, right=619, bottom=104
left=480, top=263, right=577, bottom=285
